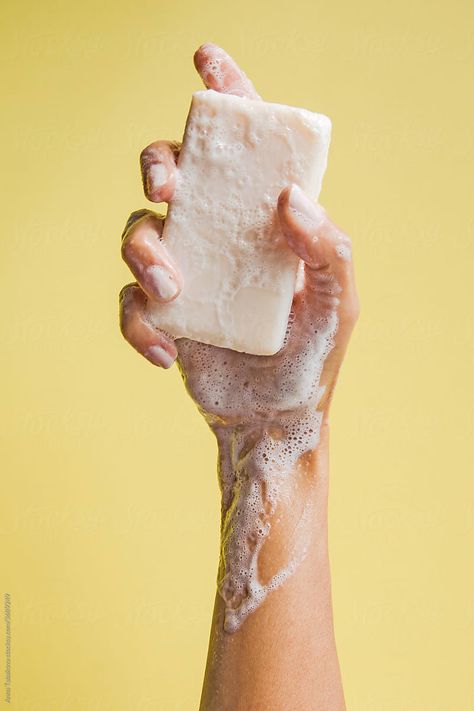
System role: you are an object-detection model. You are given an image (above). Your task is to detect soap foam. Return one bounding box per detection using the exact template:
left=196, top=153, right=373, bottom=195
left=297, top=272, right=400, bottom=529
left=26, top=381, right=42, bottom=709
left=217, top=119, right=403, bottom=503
left=198, top=45, right=260, bottom=99
left=175, top=281, right=339, bottom=632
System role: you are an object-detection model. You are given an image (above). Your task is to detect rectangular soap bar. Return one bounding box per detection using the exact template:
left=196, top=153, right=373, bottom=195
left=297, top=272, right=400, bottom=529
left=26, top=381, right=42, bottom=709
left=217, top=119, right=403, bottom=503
left=146, top=89, right=331, bottom=355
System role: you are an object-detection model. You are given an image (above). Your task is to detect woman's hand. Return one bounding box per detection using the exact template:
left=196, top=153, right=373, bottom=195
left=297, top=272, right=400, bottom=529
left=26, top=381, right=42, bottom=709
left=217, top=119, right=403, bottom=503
left=120, top=42, right=359, bottom=420
left=119, top=42, right=359, bottom=633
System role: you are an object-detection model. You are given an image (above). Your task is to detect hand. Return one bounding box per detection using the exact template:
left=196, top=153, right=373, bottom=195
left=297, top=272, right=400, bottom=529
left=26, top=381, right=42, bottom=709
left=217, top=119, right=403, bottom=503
left=119, top=43, right=359, bottom=632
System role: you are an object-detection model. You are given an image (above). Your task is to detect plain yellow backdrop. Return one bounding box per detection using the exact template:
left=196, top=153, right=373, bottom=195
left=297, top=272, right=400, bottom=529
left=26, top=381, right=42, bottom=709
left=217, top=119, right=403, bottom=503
left=1, top=0, right=473, bottom=709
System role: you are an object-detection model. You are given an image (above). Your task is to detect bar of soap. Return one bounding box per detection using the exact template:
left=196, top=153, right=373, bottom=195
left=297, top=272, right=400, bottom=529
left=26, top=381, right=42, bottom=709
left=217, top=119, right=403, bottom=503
left=146, top=89, right=331, bottom=355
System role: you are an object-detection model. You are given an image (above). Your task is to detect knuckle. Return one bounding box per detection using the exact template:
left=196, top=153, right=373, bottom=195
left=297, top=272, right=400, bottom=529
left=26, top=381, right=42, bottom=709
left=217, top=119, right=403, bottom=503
left=140, top=144, right=157, bottom=164
left=121, top=209, right=150, bottom=240
left=119, top=282, right=139, bottom=311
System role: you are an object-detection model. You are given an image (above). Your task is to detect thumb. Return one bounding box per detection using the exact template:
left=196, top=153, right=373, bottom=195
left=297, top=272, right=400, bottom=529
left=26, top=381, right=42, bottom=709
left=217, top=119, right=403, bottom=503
left=277, top=184, right=359, bottom=327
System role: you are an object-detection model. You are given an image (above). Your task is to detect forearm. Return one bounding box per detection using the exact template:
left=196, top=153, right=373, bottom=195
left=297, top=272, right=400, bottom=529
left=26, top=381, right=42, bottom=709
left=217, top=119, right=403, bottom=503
left=200, top=422, right=346, bottom=711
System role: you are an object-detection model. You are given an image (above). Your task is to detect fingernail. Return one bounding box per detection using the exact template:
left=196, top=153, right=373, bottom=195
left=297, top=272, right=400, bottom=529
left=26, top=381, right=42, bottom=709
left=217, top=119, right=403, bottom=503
left=148, top=162, right=168, bottom=191
left=146, top=344, right=175, bottom=368
left=288, top=184, right=326, bottom=232
left=146, top=264, right=180, bottom=301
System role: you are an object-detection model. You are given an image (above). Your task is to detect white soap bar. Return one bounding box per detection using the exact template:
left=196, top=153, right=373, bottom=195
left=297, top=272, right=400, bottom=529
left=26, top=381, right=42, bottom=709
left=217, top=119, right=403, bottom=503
left=146, top=89, right=331, bottom=355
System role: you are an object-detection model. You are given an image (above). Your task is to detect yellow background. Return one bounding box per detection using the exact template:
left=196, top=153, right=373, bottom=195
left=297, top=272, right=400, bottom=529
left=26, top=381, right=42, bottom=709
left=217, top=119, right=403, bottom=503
left=1, top=0, right=473, bottom=708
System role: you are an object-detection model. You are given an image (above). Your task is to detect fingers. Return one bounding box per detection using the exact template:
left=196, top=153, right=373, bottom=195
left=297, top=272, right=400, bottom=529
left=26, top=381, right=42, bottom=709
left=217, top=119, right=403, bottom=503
left=140, top=140, right=181, bottom=203
left=120, top=209, right=180, bottom=368
left=193, top=42, right=261, bottom=100
left=140, top=44, right=259, bottom=206
left=119, top=283, right=177, bottom=368
left=121, top=209, right=182, bottom=303
left=277, top=185, right=359, bottom=326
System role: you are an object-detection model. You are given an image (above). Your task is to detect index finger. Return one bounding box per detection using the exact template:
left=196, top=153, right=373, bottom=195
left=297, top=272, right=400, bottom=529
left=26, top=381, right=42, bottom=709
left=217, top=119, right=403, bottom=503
left=193, top=43, right=261, bottom=100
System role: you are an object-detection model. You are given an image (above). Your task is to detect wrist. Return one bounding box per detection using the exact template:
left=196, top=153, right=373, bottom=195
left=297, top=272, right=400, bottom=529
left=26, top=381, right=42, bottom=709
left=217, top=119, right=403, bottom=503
left=251, top=445, right=329, bottom=584
left=212, top=409, right=330, bottom=633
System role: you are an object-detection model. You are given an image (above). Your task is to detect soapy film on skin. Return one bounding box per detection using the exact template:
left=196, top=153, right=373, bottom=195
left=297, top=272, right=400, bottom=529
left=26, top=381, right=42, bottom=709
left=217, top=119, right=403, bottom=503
left=126, top=45, right=346, bottom=632
left=176, top=273, right=340, bottom=632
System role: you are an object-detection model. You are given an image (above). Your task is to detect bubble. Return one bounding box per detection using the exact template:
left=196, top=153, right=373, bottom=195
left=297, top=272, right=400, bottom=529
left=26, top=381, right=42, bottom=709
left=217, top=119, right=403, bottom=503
left=151, top=91, right=334, bottom=631
left=175, top=294, right=338, bottom=632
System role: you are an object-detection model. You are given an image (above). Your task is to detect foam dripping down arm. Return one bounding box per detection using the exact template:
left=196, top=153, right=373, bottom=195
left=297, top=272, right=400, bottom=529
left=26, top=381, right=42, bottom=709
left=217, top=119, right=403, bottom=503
left=172, top=183, right=359, bottom=709
left=198, top=424, right=346, bottom=711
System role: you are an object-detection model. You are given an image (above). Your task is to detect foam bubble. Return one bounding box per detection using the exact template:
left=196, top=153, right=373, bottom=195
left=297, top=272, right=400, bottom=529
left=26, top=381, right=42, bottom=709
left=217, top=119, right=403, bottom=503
left=175, top=290, right=338, bottom=632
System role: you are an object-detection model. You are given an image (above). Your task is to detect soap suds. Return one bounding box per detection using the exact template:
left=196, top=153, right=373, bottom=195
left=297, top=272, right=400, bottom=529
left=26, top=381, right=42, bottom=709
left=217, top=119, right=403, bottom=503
left=198, top=45, right=261, bottom=99
left=175, top=283, right=339, bottom=632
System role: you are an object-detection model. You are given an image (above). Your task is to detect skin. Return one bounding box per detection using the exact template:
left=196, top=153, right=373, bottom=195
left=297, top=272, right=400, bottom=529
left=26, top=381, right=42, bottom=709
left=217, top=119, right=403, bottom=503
left=120, top=43, right=359, bottom=710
